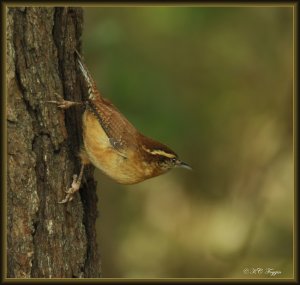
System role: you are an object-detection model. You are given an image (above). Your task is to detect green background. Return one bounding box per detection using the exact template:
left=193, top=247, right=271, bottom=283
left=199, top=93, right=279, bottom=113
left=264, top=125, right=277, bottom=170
left=82, top=6, right=293, bottom=278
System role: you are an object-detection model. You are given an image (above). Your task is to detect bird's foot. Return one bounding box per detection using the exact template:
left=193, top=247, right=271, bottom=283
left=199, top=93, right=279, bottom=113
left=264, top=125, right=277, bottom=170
left=59, top=174, right=81, bottom=204
left=46, top=99, right=81, bottom=109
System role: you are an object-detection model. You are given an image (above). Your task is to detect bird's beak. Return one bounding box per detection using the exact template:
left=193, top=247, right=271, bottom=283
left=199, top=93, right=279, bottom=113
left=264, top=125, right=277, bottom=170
left=176, top=160, right=192, bottom=170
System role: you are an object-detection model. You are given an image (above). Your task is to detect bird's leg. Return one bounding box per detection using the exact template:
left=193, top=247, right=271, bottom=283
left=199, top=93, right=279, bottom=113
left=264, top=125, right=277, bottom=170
left=59, top=164, right=85, bottom=203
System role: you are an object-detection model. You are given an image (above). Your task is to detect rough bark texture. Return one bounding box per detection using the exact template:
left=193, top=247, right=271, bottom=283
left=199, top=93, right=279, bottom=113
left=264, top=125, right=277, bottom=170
left=7, top=7, right=101, bottom=278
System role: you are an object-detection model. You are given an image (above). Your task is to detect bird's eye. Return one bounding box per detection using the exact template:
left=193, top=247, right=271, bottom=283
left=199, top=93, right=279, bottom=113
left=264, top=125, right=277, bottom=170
left=171, top=157, right=177, bottom=164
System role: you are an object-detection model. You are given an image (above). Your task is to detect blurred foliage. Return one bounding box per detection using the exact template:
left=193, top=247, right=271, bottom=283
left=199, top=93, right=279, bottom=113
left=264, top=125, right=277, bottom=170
left=82, top=7, right=293, bottom=278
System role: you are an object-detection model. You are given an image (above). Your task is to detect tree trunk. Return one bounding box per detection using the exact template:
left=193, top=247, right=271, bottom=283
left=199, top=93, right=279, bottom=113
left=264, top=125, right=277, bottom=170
left=7, top=7, right=101, bottom=278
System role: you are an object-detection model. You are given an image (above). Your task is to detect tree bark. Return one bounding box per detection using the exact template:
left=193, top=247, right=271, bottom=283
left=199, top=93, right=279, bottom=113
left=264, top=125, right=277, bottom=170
left=7, top=7, right=101, bottom=278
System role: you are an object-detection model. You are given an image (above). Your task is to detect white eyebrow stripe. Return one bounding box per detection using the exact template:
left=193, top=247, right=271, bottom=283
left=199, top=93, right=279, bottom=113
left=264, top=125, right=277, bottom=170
left=142, top=146, right=176, bottom=158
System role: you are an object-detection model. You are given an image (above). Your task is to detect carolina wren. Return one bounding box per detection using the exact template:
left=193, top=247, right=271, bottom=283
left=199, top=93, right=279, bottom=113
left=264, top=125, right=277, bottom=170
left=50, top=50, right=191, bottom=203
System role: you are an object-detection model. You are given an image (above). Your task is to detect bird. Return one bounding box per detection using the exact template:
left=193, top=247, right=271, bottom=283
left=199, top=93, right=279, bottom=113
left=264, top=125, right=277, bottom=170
left=48, top=50, right=191, bottom=203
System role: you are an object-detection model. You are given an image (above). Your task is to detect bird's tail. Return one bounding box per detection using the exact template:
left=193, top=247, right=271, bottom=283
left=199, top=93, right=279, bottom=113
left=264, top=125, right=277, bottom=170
left=75, top=49, right=101, bottom=100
